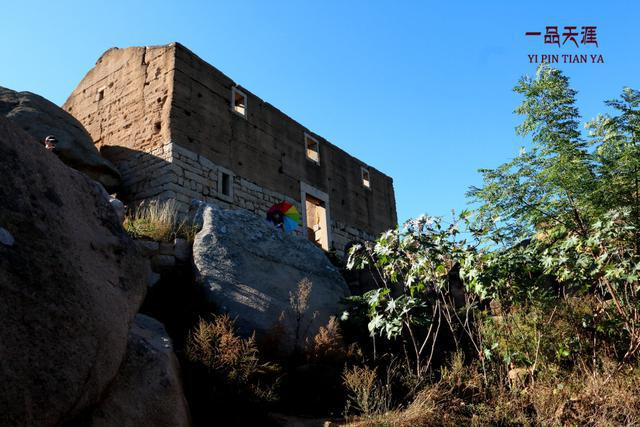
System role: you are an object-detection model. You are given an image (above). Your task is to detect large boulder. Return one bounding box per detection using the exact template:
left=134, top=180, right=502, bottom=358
left=0, top=117, right=147, bottom=425
left=191, top=201, right=350, bottom=347
left=89, top=314, right=190, bottom=427
left=0, top=86, right=121, bottom=191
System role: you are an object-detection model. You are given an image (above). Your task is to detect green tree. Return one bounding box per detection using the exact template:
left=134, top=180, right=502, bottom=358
left=587, top=88, right=640, bottom=227
left=468, top=65, right=595, bottom=244
left=467, top=67, right=640, bottom=358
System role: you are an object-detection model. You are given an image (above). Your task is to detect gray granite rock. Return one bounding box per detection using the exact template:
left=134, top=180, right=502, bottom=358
left=191, top=201, right=350, bottom=349
left=88, top=315, right=190, bottom=427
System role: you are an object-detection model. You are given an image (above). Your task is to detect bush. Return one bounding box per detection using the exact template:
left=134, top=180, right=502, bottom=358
left=341, top=66, right=640, bottom=427
left=305, top=316, right=345, bottom=362
left=123, top=198, right=194, bottom=242
left=185, top=314, right=280, bottom=402
left=344, top=299, right=640, bottom=426
left=342, top=365, right=390, bottom=417
left=345, top=213, right=485, bottom=379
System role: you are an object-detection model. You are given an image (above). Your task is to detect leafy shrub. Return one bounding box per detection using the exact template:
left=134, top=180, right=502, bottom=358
left=535, top=208, right=640, bottom=359
left=342, top=65, right=640, bottom=427
left=346, top=213, right=486, bottom=378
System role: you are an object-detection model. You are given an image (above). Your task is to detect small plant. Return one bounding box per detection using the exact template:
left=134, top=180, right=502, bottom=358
left=305, top=316, right=345, bottom=362
left=342, top=365, right=389, bottom=417
left=289, top=278, right=318, bottom=353
left=185, top=314, right=280, bottom=400
left=123, top=198, right=193, bottom=242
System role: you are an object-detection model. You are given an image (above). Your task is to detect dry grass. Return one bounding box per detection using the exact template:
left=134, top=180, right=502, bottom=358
left=342, top=365, right=382, bottom=417
left=531, top=361, right=640, bottom=426
left=123, top=198, right=195, bottom=242
left=343, top=298, right=640, bottom=426
left=362, top=386, right=467, bottom=427
left=185, top=314, right=280, bottom=400
left=344, top=353, right=640, bottom=426
left=306, top=316, right=345, bottom=361
left=345, top=363, right=640, bottom=426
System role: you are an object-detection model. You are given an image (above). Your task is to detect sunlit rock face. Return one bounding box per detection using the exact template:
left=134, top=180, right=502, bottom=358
left=191, top=201, right=350, bottom=350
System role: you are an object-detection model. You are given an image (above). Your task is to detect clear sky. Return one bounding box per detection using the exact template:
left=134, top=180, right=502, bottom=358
left=2, top=1, right=638, bottom=225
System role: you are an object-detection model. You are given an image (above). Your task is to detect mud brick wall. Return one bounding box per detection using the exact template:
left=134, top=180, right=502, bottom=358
left=65, top=43, right=397, bottom=255
left=63, top=45, right=176, bottom=204
left=169, top=43, right=397, bottom=237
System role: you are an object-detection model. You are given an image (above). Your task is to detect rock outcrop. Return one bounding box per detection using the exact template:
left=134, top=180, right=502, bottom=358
left=89, top=314, right=190, bottom=427
left=0, top=86, right=121, bottom=191
left=93, top=179, right=125, bottom=223
left=191, top=201, right=350, bottom=347
left=0, top=117, right=146, bottom=425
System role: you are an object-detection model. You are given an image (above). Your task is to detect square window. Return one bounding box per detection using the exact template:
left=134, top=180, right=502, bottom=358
left=96, top=87, right=105, bottom=102
left=217, top=168, right=234, bottom=202
left=231, top=87, right=247, bottom=117
left=305, top=133, right=320, bottom=164
left=361, top=167, right=371, bottom=189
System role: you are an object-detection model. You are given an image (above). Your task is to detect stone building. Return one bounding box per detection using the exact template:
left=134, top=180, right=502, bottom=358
left=64, top=43, right=397, bottom=256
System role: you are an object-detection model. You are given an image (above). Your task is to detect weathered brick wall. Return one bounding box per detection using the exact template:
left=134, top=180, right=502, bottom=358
left=169, top=43, right=397, bottom=237
left=65, top=43, right=395, bottom=256
left=63, top=45, right=176, bottom=204
left=170, top=143, right=372, bottom=256
left=171, top=143, right=297, bottom=211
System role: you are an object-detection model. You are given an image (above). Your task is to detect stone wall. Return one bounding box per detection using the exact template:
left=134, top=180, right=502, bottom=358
left=64, top=43, right=394, bottom=256
left=63, top=45, right=176, bottom=204
left=135, top=237, right=191, bottom=287
left=169, top=143, right=373, bottom=256
left=169, top=43, right=397, bottom=236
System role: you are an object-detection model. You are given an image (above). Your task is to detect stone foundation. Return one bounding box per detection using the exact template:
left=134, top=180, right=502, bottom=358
left=125, top=142, right=375, bottom=257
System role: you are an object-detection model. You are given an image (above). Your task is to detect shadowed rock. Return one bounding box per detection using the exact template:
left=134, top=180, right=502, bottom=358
left=0, top=117, right=146, bottom=425
left=89, top=314, right=190, bottom=427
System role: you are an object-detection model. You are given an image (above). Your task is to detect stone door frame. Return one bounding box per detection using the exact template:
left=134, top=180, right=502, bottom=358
left=300, top=181, right=331, bottom=250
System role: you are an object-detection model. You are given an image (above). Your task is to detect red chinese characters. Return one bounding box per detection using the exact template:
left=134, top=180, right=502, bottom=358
left=581, top=26, right=598, bottom=47
left=525, top=26, right=598, bottom=47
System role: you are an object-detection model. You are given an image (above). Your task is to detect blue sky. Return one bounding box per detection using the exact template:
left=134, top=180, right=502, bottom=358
left=2, top=1, right=639, bottom=224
